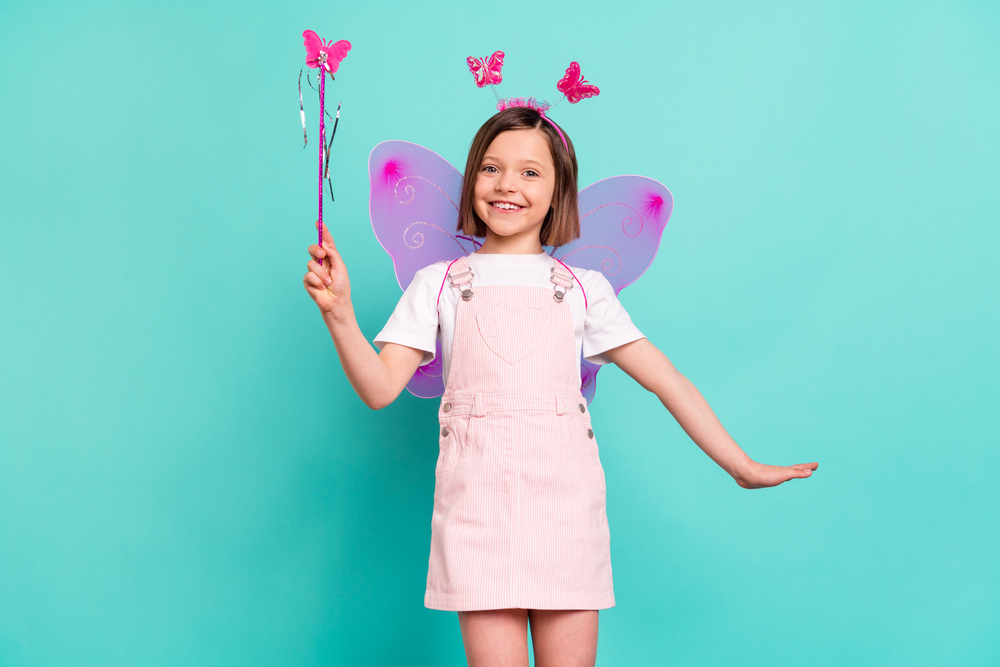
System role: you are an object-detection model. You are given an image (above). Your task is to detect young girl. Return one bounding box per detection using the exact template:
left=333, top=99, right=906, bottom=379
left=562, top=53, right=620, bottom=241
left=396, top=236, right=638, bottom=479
left=303, top=106, right=818, bottom=667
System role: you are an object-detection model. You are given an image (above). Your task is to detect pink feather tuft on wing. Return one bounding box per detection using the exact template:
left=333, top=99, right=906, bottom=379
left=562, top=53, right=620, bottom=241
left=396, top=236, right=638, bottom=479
left=381, top=159, right=404, bottom=186
left=644, top=193, right=664, bottom=218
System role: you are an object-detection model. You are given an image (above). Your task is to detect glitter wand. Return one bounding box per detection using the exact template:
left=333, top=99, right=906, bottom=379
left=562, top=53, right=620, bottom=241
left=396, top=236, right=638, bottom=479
left=301, top=30, right=351, bottom=265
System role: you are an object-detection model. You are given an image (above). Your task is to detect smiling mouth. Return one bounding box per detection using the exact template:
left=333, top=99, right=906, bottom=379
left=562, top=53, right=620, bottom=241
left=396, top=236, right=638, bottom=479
left=491, top=201, right=523, bottom=210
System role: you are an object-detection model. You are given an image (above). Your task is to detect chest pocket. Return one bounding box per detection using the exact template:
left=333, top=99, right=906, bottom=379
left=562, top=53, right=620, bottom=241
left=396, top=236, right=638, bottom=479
left=474, top=302, right=551, bottom=365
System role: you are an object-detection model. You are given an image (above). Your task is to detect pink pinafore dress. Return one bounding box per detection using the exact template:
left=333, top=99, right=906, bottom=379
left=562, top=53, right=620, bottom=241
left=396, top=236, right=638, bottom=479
left=424, top=256, right=615, bottom=611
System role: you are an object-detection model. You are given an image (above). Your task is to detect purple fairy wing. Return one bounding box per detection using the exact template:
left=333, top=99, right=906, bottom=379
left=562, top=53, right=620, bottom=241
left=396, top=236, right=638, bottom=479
left=551, top=175, right=674, bottom=404
left=368, top=140, right=483, bottom=398
left=369, top=140, right=481, bottom=289
left=406, top=338, right=447, bottom=399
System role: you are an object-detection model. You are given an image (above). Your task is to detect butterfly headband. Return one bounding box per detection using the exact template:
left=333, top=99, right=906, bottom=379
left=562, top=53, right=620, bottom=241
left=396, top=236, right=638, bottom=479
left=466, top=51, right=600, bottom=151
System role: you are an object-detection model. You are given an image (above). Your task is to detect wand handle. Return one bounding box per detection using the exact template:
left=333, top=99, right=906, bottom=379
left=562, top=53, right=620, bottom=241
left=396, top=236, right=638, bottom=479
left=317, top=70, right=326, bottom=265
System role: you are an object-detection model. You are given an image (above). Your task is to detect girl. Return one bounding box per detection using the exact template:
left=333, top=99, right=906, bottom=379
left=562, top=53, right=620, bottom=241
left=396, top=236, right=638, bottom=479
left=303, top=107, right=818, bottom=667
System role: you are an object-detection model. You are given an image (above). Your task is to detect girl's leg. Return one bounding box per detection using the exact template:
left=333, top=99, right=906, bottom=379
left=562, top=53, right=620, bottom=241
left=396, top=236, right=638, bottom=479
left=527, top=609, right=599, bottom=667
left=457, top=608, right=530, bottom=667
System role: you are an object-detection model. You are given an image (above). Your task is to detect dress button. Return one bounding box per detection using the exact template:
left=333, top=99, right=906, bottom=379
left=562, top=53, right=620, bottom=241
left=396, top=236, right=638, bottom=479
left=578, top=403, right=586, bottom=413
left=441, top=427, right=450, bottom=437
left=587, top=429, right=594, bottom=439
left=443, top=402, right=452, bottom=413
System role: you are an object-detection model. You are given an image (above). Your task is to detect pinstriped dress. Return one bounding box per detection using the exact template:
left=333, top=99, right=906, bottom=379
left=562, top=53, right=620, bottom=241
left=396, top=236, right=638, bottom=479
left=423, top=255, right=614, bottom=611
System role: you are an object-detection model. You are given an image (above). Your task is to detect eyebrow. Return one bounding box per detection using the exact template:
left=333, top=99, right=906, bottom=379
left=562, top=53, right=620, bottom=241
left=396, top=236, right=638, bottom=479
left=482, top=155, right=548, bottom=169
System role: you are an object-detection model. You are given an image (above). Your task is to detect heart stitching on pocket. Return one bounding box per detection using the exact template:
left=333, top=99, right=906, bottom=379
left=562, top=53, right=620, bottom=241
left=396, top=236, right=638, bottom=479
left=475, top=302, right=551, bottom=365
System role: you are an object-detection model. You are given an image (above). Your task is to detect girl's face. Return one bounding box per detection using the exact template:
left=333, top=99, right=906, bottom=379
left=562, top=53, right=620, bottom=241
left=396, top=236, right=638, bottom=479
left=473, top=129, right=556, bottom=247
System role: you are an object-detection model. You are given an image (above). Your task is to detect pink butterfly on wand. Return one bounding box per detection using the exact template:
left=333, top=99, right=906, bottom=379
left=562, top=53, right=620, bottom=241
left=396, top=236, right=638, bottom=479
left=299, top=29, right=351, bottom=266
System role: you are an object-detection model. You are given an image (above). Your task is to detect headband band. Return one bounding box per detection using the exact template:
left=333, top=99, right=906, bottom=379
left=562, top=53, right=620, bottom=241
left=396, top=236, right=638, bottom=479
left=495, top=96, right=568, bottom=151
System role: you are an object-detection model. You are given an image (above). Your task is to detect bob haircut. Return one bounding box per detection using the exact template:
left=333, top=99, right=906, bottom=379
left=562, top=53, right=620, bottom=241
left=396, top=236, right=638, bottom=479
left=457, top=107, right=580, bottom=248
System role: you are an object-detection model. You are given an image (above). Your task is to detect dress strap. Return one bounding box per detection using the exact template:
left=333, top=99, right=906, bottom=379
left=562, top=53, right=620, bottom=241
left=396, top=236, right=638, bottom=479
left=436, top=256, right=475, bottom=309
left=549, top=257, right=574, bottom=303
left=448, top=256, right=475, bottom=301
left=551, top=257, right=588, bottom=310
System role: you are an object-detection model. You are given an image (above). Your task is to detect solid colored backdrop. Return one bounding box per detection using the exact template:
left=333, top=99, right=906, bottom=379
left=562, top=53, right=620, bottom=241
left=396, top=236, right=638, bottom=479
left=1, top=0, right=997, bottom=665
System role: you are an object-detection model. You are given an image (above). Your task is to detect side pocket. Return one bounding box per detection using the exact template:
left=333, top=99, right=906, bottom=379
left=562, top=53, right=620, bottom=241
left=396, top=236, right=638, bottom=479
left=565, top=413, right=600, bottom=463
left=436, top=413, right=474, bottom=476
left=564, top=413, right=606, bottom=493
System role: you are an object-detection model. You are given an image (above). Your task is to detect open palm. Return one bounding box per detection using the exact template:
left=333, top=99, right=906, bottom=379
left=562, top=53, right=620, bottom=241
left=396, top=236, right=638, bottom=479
left=735, top=461, right=818, bottom=489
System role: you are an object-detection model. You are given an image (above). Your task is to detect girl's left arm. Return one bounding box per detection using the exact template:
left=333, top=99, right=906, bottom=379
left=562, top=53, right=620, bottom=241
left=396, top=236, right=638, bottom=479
left=603, top=338, right=818, bottom=488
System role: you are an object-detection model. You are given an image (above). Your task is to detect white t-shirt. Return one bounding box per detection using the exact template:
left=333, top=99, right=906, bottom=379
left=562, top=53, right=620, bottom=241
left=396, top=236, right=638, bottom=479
left=373, top=251, right=645, bottom=387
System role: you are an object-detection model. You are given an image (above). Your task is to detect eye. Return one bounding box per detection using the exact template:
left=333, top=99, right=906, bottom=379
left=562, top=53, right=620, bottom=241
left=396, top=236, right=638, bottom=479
left=524, top=170, right=539, bottom=177
left=481, top=165, right=498, bottom=173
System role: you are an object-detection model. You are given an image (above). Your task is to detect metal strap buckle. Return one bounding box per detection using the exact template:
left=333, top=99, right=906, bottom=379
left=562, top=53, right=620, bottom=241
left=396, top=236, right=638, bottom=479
left=450, top=268, right=475, bottom=300
left=549, top=265, right=572, bottom=303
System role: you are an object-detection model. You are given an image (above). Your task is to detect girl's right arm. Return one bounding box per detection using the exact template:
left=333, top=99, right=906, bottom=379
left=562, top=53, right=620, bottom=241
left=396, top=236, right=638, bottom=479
left=303, top=221, right=426, bottom=410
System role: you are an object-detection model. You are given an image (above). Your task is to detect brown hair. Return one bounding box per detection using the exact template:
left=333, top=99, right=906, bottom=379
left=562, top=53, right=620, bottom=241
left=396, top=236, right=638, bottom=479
left=457, top=107, right=580, bottom=248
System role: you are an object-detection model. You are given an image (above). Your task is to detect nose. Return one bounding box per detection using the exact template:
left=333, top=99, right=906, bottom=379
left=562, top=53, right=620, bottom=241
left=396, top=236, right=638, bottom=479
left=496, top=169, right=517, bottom=193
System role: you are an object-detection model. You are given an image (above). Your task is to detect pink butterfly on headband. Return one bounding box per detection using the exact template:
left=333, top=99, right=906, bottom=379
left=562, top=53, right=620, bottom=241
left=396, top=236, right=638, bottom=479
left=303, top=30, right=352, bottom=76
left=557, top=61, right=600, bottom=103
left=467, top=50, right=505, bottom=88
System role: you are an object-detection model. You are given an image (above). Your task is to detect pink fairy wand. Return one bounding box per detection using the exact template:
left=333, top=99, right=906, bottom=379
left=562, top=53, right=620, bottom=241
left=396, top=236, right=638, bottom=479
left=302, top=30, right=351, bottom=265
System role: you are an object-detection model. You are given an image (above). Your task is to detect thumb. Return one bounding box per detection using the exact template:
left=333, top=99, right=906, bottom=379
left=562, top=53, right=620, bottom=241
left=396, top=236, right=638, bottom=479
left=317, top=219, right=335, bottom=248
left=318, top=225, right=345, bottom=269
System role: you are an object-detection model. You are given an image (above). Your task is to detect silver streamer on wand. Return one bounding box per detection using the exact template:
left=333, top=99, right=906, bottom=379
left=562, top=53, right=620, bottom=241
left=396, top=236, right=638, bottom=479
left=298, top=69, right=307, bottom=147
left=323, top=102, right=341, bottom=201
left=306, top=73, right=337, bottom=120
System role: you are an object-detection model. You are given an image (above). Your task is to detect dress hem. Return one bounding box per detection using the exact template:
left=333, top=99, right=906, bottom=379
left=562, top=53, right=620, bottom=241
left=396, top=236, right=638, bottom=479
left=424, top=590, right=616, bottom=612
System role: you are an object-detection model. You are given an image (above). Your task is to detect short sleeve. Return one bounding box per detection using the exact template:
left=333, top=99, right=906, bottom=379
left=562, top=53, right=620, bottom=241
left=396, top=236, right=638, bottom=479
left=580, top=271, right=646, bottom=365
left=372, top=263, right=446, bottom=367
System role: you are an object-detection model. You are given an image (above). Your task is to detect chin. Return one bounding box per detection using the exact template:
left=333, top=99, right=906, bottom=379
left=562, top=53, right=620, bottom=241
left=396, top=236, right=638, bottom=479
left=488, top=220, right=532, bottom=236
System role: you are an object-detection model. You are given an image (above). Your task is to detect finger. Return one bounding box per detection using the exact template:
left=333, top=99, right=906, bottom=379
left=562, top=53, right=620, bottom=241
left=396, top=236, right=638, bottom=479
left=303, top=282, right=330, bottom=304
left=321, top=237, right=346, bottom=271
left=320, top=230, right=347, bottom=272
left=306, top=259, right=332, bottom=283
left=308, top=243, right=327, bottom=260
left=322, top=235, right=339, bottom=261
left=306, top=260, right=332, bottom=284
left=302, top=274, right=323, bottom=296
left=304, top=271, right=328, bottom=289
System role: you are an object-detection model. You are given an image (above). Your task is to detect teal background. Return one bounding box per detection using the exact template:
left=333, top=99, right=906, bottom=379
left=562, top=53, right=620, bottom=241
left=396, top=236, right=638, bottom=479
left=1, top=0, right=997, bottom=664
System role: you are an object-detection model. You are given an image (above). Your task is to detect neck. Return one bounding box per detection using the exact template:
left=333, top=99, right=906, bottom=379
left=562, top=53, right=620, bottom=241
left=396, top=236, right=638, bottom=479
left=475, top=228, right=545, bottom=255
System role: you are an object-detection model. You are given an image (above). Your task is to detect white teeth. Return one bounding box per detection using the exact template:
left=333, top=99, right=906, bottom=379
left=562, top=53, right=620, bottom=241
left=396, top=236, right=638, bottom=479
left=493, top=202, right=520, bottom=210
